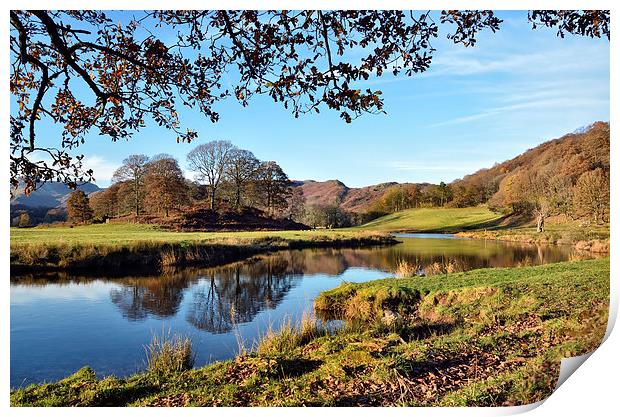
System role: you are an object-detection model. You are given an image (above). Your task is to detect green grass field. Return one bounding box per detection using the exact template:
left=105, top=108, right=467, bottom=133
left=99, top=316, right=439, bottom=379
left=10, top=223, right=374, bottom=246
left=356, top=206, right=503, bottom=232
left=458, top=222, right=610, bottom=246
left=11, top=258, right=609, bottom=406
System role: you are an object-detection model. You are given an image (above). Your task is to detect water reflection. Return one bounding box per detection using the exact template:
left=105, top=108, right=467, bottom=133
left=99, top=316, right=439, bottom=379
left=14, top=238, right=597, bottom=331
left=186, top=262, right=302, bottom=333
left=11, top=236, right=600, bottom=386
left=110, top=274, right=189, bottom=320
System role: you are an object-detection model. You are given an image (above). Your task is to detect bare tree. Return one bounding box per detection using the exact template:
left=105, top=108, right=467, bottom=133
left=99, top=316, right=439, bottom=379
left=225, top=149, right=260, bottom=208
left=112, top=154, right=149, bottom=216
left=187, top=141, right=235, bottom=210
left=286, top=186, right=306, bottom=222
left=512, top=169, right=572, bottom=233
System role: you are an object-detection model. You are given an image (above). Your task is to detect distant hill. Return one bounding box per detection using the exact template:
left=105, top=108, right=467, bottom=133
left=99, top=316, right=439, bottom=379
left=10, top=182, right=102, bottom=225
left=292, top=180, right=431, bottom=213
left=11, top=181, right=101, bottom=208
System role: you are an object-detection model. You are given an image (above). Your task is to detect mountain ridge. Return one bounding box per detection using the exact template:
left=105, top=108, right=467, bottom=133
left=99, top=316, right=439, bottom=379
left=11, top=182, right=101, bottom=208
left=291, top=179, right=431, bottom=213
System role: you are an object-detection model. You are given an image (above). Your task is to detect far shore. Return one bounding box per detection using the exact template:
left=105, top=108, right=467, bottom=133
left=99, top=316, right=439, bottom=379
left=10, top=225, right=397, bottom=274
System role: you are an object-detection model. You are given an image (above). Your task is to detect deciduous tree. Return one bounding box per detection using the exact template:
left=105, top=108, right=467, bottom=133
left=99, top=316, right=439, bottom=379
left=286, top=186, right=306, bottom=222
left=380, top=187, right=413, bottom=213
left=144, top=155, right=189, bottom=217
left=90, top=184, right=120, bottom=218
left=66, top=190, right=94, bottom=223
left=18, top=212, right=30, bottom=228
left=112, top=154, right=149, bottom=216
left=304, top=205, right=351, bottom=229
left=573, top=168, right=609, bottom=224
left=224, top=149, right=260, bottom=208
left=187, top=141, right=235, bottom=210
left=510, top=170, right=572, bottom=232
left=254, top=161, right=291, bottom=216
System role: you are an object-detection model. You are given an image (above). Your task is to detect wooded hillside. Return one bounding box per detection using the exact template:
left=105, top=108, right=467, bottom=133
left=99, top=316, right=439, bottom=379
left=450, top=121, right=610, bottom=229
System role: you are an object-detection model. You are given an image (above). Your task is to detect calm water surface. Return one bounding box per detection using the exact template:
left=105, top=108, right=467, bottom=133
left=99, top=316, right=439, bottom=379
left=10, top=235, right=594, bottom=387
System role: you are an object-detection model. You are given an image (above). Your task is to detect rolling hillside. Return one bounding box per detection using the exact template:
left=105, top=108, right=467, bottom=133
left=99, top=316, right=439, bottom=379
left=450, top=121, right=610, bottom=207
left=357, top=206, right=503, bottom=232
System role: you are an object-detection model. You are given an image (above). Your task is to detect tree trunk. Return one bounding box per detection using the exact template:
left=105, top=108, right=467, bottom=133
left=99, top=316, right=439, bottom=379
left=134, top=178, right=139, bottom=216
left=210, top=188, right=216, bottom=210
left=536, top=214, right=545, bottom=232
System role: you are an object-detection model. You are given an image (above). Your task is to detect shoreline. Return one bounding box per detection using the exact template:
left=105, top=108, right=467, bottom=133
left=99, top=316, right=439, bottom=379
left=453, top=230, right=610, bottom=253
left=10, top=232, right=398, bottom=274
left=374, top=225, right=609, bottom=254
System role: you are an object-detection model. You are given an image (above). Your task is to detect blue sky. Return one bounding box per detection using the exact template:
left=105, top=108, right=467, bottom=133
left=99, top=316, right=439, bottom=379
left=24, top=10, right=610, bottom=188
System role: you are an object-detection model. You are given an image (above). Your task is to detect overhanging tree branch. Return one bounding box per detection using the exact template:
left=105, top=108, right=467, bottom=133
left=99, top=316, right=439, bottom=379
left=9, top=10, right=609, bottom=196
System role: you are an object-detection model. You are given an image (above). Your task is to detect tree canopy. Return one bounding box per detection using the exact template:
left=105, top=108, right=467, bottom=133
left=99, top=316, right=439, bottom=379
left=66, top=190, right=94, bottom=223
left=10, top=10, right=609, bottom=194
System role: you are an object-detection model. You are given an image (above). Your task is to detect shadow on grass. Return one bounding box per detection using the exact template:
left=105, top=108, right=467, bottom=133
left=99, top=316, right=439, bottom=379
left=275, top=358, right=323, bottom=379
left=440, top=213, right=531, bottom=233
left=399, top=322, right=457, bottom=341
left=83, top=382, right=160, bottom=407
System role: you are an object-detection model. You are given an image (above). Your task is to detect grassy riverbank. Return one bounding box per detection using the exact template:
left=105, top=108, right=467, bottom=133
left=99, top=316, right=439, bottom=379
left=11, top=258, right=609, bottom=406
left=10, top=224, right=396, bottom=272
left=456, top=223, right=610, bottom=252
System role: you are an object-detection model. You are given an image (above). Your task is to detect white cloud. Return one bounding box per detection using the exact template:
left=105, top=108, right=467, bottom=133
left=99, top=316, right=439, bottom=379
left=428, top=95, right=608, bottom=128
left=425, top=41, right=607, bottom=78
left=83, top=155, right=118, bottom=186
left=358, top=38, right=608, bottom=88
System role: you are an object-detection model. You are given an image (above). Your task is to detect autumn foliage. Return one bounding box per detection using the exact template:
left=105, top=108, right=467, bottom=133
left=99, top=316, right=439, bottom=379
left=10, top=10, right=608, bottom=195
left=66, top=190, right=94, bottom=223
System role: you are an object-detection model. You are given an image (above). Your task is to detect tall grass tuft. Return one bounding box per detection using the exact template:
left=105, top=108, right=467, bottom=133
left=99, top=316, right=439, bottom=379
left=230, top=303, right=249, bottom=356
left=394, top=259, right=420, bottom=278
left=256, top=312, right=326, bottom=356
left=424, top=262, right=444, bottom=276
left=145, top=330, right=195, bottom=376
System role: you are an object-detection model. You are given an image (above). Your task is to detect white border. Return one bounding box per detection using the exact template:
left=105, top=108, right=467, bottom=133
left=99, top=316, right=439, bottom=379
left=3, top=1, right=616, bottom=416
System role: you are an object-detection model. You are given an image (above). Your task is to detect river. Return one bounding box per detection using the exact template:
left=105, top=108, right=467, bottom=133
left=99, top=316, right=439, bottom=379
left=10, top=234, right=594, bottom=387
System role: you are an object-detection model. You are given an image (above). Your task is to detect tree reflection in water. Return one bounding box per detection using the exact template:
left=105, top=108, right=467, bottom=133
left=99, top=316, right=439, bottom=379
left=13, top=238, right=595, bottom=334
left=186, top=258, right=302, bottom=333
left=109, top=274, right=190, bottom=320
